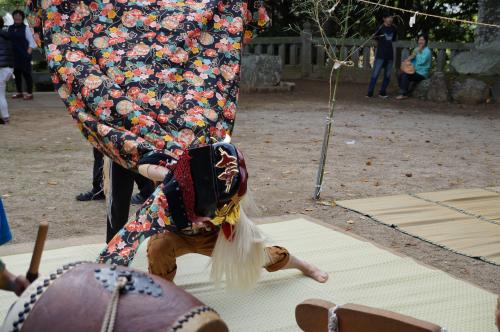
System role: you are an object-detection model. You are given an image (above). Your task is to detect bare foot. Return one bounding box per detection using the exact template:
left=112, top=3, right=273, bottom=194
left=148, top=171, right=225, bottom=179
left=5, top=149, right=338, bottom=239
left=283, top=255, right=329, bottom=283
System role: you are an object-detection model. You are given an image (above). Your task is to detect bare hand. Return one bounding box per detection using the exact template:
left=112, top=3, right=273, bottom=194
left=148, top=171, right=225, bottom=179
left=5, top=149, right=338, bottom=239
left=13, top=276, right=29, bottom=296
left=138, top=164, right=170, bottom=182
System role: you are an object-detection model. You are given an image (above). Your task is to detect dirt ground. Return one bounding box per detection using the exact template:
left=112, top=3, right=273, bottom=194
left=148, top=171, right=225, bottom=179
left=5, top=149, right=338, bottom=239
left=0, top=80, right=499, bottom=294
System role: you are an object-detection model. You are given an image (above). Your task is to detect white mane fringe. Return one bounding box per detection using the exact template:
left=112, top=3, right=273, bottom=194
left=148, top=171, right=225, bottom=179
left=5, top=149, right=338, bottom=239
left=210, top=199, right=266, bottom=290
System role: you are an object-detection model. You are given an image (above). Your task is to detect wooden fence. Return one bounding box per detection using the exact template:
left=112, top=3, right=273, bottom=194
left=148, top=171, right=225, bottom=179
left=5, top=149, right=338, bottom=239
left=244, top=24, right=473, bottom=81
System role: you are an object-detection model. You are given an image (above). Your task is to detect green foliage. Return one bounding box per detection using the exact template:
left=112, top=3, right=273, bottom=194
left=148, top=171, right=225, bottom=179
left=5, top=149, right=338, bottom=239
left=0, top=0, right=24, bottom=17
left=268, top=0, right=478, bottom=42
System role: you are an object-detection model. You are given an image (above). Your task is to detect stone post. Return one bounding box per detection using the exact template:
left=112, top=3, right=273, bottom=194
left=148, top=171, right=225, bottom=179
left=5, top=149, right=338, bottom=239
left=475, top=0, right=500, bottom=52
left=301, top=22, right=313, bottom=77
left=451, top=0, right=500, bottom=76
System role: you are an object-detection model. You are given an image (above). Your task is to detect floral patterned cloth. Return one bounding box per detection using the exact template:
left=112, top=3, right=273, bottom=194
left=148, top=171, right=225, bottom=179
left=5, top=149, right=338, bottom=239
left=27, top=0, right=269, bottom=265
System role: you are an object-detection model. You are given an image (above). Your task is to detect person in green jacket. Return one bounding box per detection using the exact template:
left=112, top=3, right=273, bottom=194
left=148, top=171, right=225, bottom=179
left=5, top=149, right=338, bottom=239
left=397, top=34, right=432, bottom=99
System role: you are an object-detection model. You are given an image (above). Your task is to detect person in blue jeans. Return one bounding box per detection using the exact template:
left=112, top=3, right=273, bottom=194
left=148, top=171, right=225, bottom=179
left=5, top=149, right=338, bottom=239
left=396, top=34, right=432, bottom=99
left=367, top=12, right=397, bottom=98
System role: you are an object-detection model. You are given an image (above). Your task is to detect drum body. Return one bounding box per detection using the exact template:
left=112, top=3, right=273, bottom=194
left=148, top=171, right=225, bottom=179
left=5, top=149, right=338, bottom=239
left=2, top=262, right=228, bottom=332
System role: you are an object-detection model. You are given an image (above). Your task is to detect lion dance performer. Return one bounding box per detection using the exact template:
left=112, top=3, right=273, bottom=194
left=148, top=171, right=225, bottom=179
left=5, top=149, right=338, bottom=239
left=27, top=0, right=328, bottom=288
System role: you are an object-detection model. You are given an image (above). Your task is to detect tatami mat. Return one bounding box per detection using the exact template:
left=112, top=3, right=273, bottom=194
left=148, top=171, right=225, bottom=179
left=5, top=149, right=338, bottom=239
left=0, top=217, right=497, bottom=331
left=337, top=188, right=500, bottom=265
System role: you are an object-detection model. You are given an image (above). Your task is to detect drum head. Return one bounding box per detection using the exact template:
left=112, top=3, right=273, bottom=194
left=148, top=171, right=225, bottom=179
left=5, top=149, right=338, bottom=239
left=3, top=262, right=228, bottom=332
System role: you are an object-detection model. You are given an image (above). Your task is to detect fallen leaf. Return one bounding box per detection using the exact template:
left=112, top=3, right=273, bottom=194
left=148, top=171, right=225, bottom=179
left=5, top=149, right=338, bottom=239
left=346, top=220, right=354, bottom=224
left=304, top=208, right=314, bottom=212
left=48, top=181, right=58, bottom=185
left=405, top=173, right=413, bottom=178
left=366, top=161, right=372, bottom=166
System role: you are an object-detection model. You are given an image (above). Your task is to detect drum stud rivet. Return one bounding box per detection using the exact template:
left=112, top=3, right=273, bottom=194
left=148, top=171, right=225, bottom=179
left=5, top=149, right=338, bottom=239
left=18, top=317, right=24, bottom=323
left=146, top=291, right=152, bottom=295
left=30, top=294, right=36, bottom=299
left=30, top=298, right=36, bottom=304
left=17, top=312, right=23, bottom=318
left=36, top=289, right=43, bottom=295
left=44, top=280, right=50, bottom=287
left=63, top=265, right=69, bottom=270
left=138, top=289, right=144, bottom=293
left=36, top=286, right=42, bottom=291
left=23, top=303, right=29, bottom=308
left=95, top=268, right=101, bottom=273
left=57, top=269, right=63, bottom=274
left=24, top=307, right=30, bottom=314
left=12, top=321, right=18, bottom=327
left=12, top=328, right=19, bottom=332
left=50, top=274, right=56, bottom=280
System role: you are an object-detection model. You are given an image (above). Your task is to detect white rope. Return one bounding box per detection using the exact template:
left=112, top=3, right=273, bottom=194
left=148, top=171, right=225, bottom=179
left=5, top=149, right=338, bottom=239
left=328, top=306, right=339, bottom=332
left=355, top=0, right=500, bottom=29
left=100, top=276, right=128, bottom=332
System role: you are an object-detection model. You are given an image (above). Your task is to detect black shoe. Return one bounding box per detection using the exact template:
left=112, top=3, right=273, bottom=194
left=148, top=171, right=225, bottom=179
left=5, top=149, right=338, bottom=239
left=366, top=93, right=373, bottom=98
left=76, top=190, right=105, bottom=201
left=378, top=93, right=389, bottom=99
left=131, top=193, right=148, bottom=205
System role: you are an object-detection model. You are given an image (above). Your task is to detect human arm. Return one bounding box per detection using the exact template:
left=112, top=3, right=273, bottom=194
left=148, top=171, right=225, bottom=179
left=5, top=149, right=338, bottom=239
left=406, top=50, right=417, bottom=61
left=0, top=260, right=30, bottom=296
left=414, top=48, right=431, bottom=69
left=373, top=25, right=383, bottom=40
left=0, top=30, right=10, bottom=40
left=98, top=184, right=177, bottom=265
left=25, top=26, right=37, bottom=54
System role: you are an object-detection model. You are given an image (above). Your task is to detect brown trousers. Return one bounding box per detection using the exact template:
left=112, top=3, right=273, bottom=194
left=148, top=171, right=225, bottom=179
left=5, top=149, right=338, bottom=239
left=147, top=230, right=290, bottom=282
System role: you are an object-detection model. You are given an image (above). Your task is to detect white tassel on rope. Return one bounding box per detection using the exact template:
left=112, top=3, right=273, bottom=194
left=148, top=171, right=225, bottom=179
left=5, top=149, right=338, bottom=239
left=210, top=199, right=267, bottom=290
left=409, top=11, right=418, bottom=27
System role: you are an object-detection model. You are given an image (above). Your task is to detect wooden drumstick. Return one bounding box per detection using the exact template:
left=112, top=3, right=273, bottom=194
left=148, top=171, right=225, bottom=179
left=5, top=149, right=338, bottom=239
left=26, top=221, right=49, bottom=283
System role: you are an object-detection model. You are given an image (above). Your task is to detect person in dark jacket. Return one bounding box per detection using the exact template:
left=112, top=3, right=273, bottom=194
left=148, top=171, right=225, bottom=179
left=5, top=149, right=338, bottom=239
left=8, top=10, right=36, bottom=101
left=0, top=17, right=14, bottom=124
left=366, top=12, right=397, bottom=98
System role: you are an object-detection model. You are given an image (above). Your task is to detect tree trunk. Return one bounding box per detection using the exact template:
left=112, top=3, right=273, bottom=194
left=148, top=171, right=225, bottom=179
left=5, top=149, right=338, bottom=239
left=475, top=0, right=500, bottom=52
